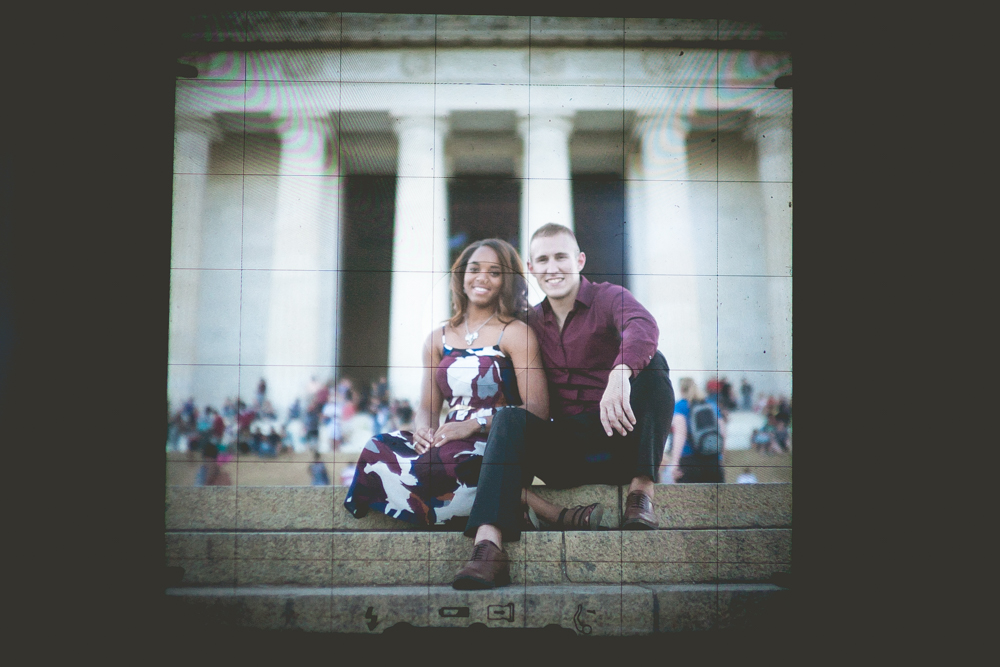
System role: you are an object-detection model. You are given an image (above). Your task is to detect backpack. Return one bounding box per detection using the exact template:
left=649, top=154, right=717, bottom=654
left=689, top=401, right=721, bottom=456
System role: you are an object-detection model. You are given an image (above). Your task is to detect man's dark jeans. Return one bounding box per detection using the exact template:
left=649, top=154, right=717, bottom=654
left=465, top=351, right=674, bottom=541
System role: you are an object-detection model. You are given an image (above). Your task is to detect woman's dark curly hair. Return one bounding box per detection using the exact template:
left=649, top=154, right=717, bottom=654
left=448, top=238, right=528, bottom=328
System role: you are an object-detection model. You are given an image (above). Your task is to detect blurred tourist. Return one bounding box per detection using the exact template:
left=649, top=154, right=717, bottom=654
left=266, top=425, right=284, bottom=455
left=255, top=377, right=267, bottom=409
left=751, top=426, right=772, bottom=453
left=370, top=395, right=391, bottom=435
left=720, top=377, right=738, bottom=412
left=393, top=399, right=415, bottom=431
left=665, top=377, right=726, bottom=483
left=772, top=413, right=792, bottom=453
left=209, top=407, right=226, bottom=445
left=195, top=443, right=231, bottom=486
left=308, top=452, right=331, bottom=486
left=740, top=378, right=753, bottom=411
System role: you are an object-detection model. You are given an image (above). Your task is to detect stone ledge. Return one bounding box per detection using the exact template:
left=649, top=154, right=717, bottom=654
left=164, top=583, right=789, bottom=634
left=644, top=583, right=792, bottom=632
left=166, top=484, right=791, bottom=531
left=166, top=529, right=791, bottom=587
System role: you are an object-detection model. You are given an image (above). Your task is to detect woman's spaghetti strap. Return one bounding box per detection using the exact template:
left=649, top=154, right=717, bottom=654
left=496, top=321, right=511, bottom=346
left=441, top=325, right=447, bottom=346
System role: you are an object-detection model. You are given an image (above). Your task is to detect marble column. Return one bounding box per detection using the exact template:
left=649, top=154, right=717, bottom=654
left=751, top=112, right=793, bottom=386
left=265, top=115, right=336, bottom=413
left=169, top=115, right=218, bottom=408
left=517, top=112, right=574, bottom=291
left=624, top=144, right=647, bottom=305
left=387, top=114, right=450, bottom=404
left=632, top=112, right=705, bottom=383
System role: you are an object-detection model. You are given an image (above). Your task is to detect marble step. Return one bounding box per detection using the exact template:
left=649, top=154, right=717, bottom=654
left=164, top=583, right=791, bottom=635
left=166, top=528, right=792, bottom=587
left=166, top=483, right=792, bottom=531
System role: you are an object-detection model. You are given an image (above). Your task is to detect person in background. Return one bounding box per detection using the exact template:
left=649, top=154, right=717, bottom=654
left=720, top=377, right=737, bottom=412
left=249, top=425, right=265, bottom=455
left=369, top=395, right=391, bottom=437
left=308, top=451, right=331, bottom=486
left=305, top=403, right=320, bottom=450
left=321, top=390, right=340, bottom=453
left=665, top=377, right=725, bottom=483
left=393, top=399, right=414, bottom=431
left=751, top=426, right=773, bottom=453
left=772, top=413, right=792, bottom=453
left=210, top=407, right=226, bottom=445
left=182, top=398, right=197, bottom=429
left=195, top=443, right=231, bottom=486
left=197, top=407, right=213, bottom=439
left=266, top=425, right=283, bottom=456
left=256, top=377, right=267, bottom=409
left=287, top=398, right=302, bottom=424
left=740, top=377, right=753, bottom=411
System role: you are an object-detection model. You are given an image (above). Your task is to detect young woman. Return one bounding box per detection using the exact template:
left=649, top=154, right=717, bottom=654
left=344, top=239, right=549, bottom=528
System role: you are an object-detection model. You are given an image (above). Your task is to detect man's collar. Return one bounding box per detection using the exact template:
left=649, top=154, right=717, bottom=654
left=537, top=276, right=594, bottom=321
left=575, top=276, right=595, bottom=307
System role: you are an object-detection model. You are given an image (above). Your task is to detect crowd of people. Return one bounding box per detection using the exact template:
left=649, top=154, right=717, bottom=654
left=750, top=393, right=793, bottom=455
left=681, top=375, right=793, bottom=454
left=658, top=375, right=793, bottom=485
left=167, top=376, right=417, bottom=486
left=169, top=374, right=791, bottom=488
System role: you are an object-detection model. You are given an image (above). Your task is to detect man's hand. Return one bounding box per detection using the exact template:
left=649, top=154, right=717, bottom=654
left=600, top=364, right=636, bottom=436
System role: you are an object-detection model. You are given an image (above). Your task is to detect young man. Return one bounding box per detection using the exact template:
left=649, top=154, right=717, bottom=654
left=521, top=223, right=674, bottom=516
left=454, top=223, right=675, bottom=589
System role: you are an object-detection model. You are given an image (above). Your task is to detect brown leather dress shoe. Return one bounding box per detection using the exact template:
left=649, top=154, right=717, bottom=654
left=451, top=540, right=511, bottom=590
left=621, top=491, right=658, bottom=530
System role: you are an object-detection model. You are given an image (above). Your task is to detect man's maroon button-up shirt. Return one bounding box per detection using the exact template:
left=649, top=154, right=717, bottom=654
left=528, top=277, right=659, bottom=418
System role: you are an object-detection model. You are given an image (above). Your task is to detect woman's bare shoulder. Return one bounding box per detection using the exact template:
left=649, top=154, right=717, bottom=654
left=500, top=319, right=536, bottom=349
left=504, top=318, right=530, bottom=332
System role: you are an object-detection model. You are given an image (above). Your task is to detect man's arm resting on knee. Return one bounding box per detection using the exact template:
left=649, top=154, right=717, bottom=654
left=600, top=363, right=636, bottom=436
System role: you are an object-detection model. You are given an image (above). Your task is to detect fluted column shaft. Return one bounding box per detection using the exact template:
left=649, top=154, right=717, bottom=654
left=387, top=114, right=450, bottom=404
left=633, top=113, right=705, bottom=382
left=753, top=113, right=793, bottom=377
left=265, top=116, right=335, bottom=411
left=169, top=115, right=217, bottom=407
left=518, top=113, right=573, bottom=297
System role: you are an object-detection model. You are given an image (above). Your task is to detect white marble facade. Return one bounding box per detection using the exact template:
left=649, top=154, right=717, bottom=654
left=168, top=14, right=793, bottom=412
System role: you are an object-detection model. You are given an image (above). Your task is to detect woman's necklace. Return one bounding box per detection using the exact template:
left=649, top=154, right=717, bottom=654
left=464, top=312, right=497, bottom=346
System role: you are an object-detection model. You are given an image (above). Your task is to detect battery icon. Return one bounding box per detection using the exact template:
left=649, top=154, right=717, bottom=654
left=438, top=607, right=470, bottom=618
left=487, top=603, right=515, bottom=622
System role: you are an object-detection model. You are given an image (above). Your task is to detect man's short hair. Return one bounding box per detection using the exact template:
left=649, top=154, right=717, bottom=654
left=530, top=223, right=578, bottom=248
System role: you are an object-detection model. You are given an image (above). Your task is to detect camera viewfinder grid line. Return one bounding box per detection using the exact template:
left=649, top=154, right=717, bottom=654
left=713, top=18, right=722, bottom=562
left=234, top=14, right=249, bottom=573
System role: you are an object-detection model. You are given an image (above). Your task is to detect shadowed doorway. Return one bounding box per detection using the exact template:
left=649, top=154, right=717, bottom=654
left=339, top=175, right=395, bottom=389
left=572, top=173, right=627, bottom=289
left=448, top=176, right=521, bottom=269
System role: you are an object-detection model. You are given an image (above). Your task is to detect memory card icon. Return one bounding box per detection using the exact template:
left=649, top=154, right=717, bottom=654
left=438, top=606, right=470, bottom=618
left=487, top=602, right=514, bottom=622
